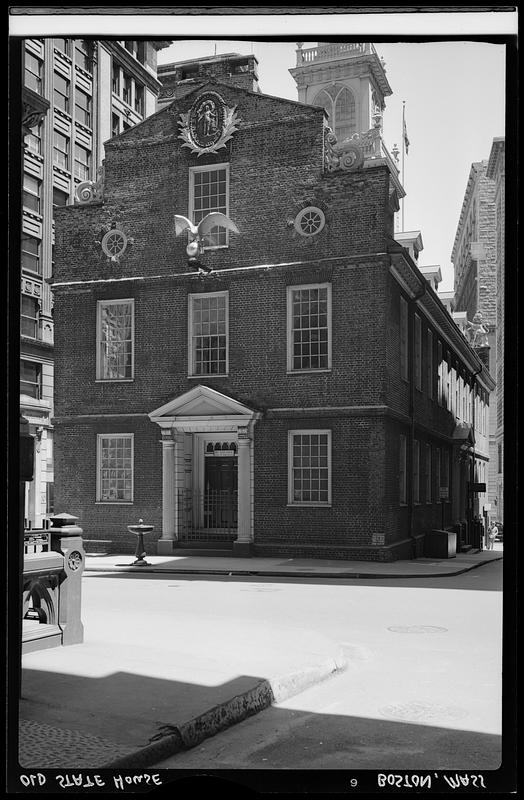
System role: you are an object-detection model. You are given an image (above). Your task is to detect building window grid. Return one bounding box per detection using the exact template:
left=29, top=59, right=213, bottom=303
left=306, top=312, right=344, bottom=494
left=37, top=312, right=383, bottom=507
left=74, top=143, right=91, bottom=181
left=21, top=235, right=41, bottom=274
left=97, top=434, right=133, bottom=502
left=74, top=40, right=92, bottom=73
left=26, top=123, right=42, bottom=155
left=75, top=89, right=92, bottom=128
left=53, top=72, right=70, bottom=114
left=53, top=130, right=69, bottom=170
left=289, top=430, right=331, bottom=505
left=97, top=299, right=134, bottom=381
left=20, top=359, right=41, bottom=399
left=23, top=174, right=41, bottom=214
left=21, top=295, right=39, bottom=339
left=189, top=292, right=228, bottom=376
left=190, top=165, right=229, bottom=248
left=25, top=51, right=43, bottom=94
left=288, top=284, right=331, bottom=372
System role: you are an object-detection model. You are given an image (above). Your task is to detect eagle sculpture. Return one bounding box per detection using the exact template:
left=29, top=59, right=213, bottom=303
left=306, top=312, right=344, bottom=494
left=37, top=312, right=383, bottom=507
left=174, top=212, right=239, bottom=273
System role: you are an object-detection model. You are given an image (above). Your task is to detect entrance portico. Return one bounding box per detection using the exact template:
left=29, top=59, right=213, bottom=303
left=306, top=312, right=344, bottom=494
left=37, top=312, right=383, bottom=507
left=149, top=385, right=260, bottom=556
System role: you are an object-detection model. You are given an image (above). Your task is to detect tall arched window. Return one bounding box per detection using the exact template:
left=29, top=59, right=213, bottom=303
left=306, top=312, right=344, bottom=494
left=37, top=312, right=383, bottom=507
left=312, top=89, right=332, bottom=127
left=334, top=87, right=356, bottom=141
left=313, top=86, right=356, bottom=142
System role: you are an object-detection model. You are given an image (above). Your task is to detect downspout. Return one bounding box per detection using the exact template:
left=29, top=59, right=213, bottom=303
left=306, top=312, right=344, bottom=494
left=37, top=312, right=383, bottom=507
left=408, top=278, right=427, bottom=558
left=469, top=361, right=483, bottom=543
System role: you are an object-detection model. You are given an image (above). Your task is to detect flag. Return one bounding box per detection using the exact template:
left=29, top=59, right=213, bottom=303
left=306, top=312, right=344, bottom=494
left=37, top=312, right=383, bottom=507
left=403, top=116, right=410, bottom=155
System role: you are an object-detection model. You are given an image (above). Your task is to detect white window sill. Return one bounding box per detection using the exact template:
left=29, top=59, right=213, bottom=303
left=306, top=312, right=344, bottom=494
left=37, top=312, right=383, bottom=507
left=95, top=379, right=134, bottom=383
left=287, top=503, right=332, bottom=508
left=287, top=369, right=332, bottom=375
left=95, top=501, right=134, bottom=505
left=187, top=374, right=229, bottom=379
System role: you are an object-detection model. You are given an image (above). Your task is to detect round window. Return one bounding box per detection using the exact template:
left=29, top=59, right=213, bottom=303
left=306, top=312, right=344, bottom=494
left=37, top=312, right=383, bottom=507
left=294, top=207, right=326, bottom=237
left=101, top=229, right=127, bottom=259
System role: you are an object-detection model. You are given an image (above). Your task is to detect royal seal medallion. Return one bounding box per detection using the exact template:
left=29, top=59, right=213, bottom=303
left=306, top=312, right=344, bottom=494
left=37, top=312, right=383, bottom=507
left=178, top=91, right=240, bottom=156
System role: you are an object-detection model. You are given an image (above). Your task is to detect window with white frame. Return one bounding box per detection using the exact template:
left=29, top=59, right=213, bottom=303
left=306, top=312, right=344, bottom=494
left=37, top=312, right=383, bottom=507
left=75, top=40, right=92, bottom=73
left=97, top=434, right=133, bottom=502
left=20, top=359, right=41, bottom=399
left=21, top=295, right=39, bottom=338
left=437, top=341, right=443, bottom=405
left=189, top=164, right=229, bottom=248
left=23, top=173, right=41, bottom=214
left=26, top=122, right=42, bottom=155
left=399, top=434, right=407, bottom=505
left=25, top=51, right=43, bottom=94
left=21, top=234, right=41, bottom=274
left=188, top=291, right=228, bottom=376
left=288, top=430, right=331, bottom=505
left=425, top=443, right=432, bottom=503
left=96, top=299, right=134, bottom=380
left=53, top=130, right=69, bottom=170
left=53, top=73, right=70, bottom=114
left=74, top=143, right=91, bottom=181
left=400, top=295, right=408, bottom=381
left=287, top=283, right=331, bottom=372
left=413, top=439, right=420, bottom=503
left=75, top=89, right=92, bottom=127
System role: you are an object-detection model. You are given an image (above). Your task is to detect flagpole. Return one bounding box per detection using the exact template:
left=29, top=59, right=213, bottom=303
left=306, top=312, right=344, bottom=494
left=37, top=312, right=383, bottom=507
left=402, top=100, right=405, bottom=232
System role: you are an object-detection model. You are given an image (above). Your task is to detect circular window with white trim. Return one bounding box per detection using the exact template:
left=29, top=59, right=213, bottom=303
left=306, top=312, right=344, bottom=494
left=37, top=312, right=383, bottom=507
left=294, top=207, right=326, bottom=237
left=101, top=229, right=128, bottom=259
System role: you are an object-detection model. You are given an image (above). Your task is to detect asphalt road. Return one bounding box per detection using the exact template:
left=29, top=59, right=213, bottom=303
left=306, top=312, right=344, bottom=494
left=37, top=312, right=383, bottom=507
left=154, top=560, right=503, bottom=772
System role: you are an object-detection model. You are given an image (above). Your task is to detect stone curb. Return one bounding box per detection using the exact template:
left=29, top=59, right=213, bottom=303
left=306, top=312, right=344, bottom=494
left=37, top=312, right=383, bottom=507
left=102, top=652, right=347, bottom=769
left=86, top=555, right=502, bottom=582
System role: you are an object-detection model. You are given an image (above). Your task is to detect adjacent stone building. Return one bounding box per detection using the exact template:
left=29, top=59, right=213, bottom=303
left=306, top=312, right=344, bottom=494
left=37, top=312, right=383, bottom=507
left=51, top=45, right=494, bottom=560
left=21, top=37, right=169, bottom=529
left=485, top=138, right=505, bottom=523
left=451, top=147, right=504, bottom=522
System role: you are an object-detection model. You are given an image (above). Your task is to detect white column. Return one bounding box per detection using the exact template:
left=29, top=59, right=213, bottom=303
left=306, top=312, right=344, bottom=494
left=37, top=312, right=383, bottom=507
left=158, top=429, right=178, bottom=554
left=235, top=427, right=252, bottom=550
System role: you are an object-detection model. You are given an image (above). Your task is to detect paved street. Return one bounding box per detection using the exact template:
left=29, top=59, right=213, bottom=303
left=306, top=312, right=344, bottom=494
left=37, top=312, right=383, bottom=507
left=155, top=560, right=503, bottom=771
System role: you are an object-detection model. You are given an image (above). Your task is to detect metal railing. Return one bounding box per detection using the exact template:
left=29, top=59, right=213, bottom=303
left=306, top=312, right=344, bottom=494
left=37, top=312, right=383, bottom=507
left=178, top=489, right=238, bottom=542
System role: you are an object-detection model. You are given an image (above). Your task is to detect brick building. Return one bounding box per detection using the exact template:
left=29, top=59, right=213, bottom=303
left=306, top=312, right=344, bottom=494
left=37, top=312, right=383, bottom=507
left=51, top=45, right=494, bottom=560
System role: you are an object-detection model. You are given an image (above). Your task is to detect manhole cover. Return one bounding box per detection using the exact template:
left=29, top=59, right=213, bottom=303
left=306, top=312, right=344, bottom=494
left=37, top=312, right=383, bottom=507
left=379, top=701, right=468, bottom=722
left=387, top=625, right=448, bottom=634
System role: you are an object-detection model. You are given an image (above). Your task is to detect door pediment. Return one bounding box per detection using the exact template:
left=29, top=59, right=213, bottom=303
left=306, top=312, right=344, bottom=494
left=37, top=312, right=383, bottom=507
left=149, top=385, right=258, bottom=429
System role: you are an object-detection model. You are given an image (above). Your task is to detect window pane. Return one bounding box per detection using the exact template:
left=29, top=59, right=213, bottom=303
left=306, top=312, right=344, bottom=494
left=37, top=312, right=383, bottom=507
left=191, top=294, right=227, bottom=375
left=99, top=435, right=133, bottom=501
left=334, top=87, right=356, bottom=141
left=191, top=168, right=228, bottom=247
left=290, top=286, right=330, bottom=370
left=99, top=301, right=133, bottom=379
left=290, top=432, right=330, bottom=503
left=20, top=360, right=41, bottom=398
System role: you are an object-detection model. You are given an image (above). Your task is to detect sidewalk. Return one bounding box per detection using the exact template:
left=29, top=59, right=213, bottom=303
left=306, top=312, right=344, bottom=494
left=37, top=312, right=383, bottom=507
left=18, top=547, right=502, bottom=771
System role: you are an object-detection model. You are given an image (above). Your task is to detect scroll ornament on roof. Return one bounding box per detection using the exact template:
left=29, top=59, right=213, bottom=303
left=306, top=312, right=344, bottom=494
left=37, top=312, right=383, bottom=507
left=178, top=91, right=241, bottom=156
left=324, top=126, right=365, bottom=173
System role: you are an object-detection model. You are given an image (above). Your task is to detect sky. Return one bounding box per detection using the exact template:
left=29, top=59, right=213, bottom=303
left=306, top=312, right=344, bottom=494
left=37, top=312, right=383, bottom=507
left=157, top=39, right=506, bottom=292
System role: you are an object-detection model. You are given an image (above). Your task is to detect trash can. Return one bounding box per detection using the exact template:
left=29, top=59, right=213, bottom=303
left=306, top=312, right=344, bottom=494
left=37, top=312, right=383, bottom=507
left=424, top=529, right=457, bottom=559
